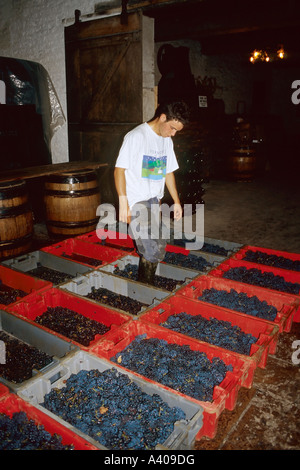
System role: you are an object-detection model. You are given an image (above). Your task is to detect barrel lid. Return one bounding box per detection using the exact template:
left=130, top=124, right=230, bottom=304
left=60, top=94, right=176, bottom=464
left=47, top=170, right=96, bottom=184
left=55, top=170, right=95, bottom=176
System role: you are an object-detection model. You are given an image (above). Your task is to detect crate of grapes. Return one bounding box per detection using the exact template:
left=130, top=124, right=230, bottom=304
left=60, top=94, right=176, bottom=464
left=0, top=390, right=98, bottom=450
left=99, top=253, right=199, bottom=292
left=176, top=275, right=298, bottom=333
left=77, top=229, right=136, bottom=254
left=0, top=309, right=78, bottom=392
left=140, top=294, right=280, bottom=369
left=7, top=287, right=131, bottom=351
left=232, top=245, right=300, bottom=272
left=163, top=244, right=224, bottom=274
left=60, top=270, right=170, bottom=317
left=169, top=231, right=242, bottom=257
left=17, top=350, right=204, bottom=450
left=0, top=265, right=52, bottom=310
left=232, top=246, right=300, bottom=322
left=209, top=258, right=300, bottom=322
left=41, top=237, right=125, bottom=269
left=1, top=250, right=92, bottom=286
left=91, top=320, right=253, bottom=440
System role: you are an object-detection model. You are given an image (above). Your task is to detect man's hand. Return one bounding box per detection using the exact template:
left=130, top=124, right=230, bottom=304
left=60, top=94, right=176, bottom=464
left=119, top=196, right=131, bottom=223
left=114, top=168, right=131, bottom=223
left=173, top=202, right=182, bottom=221
left=165, top=172, right=182, bottom=221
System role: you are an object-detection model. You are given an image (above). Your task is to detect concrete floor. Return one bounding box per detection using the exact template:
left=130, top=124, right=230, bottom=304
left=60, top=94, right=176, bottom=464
left=193, top=174, right=300, bottom=450
left=31, top=172, right=300, bottom=451
left=199, top=174, right=300, bottom=253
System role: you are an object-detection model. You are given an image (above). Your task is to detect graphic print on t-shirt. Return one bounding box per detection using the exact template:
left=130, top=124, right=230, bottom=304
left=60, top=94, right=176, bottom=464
left=142, top=155, right=167, bottom=180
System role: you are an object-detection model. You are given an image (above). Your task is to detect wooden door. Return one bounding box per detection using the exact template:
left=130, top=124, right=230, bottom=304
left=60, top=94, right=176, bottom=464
left=65, top=11, right=148, bottom=203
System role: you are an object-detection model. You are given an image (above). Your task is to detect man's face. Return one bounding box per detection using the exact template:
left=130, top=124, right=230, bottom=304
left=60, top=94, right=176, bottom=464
left=158, top=114, right=184, bottom=137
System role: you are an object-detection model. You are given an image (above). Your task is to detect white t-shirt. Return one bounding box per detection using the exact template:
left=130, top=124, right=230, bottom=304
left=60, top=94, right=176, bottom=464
left=115, top=122, right=179, bottom=208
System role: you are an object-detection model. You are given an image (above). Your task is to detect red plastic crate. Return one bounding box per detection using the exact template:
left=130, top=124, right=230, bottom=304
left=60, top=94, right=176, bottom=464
left=233, top=245, right=300, bottom=271
left=6, top=287, right=131, bottom=351
left=91, top=319, right=254, bottom=440
left=140, top=294, right=280, bottom=369
left=0, top=392, right=97, bottom=450
left=210, top=258, right=300, bottom=290
left=175, top=275, right=298, bottom=333
left=77, top=229, right=136, bottom=253
left=0, top=383, right=9, bottom=399
left=41, top=237, right=125, bottom=268
left=0, top=265, right=52, bottom=310
left=210, top=258, right=300, bottom=285
left=210, top=258, right=300, bottom=321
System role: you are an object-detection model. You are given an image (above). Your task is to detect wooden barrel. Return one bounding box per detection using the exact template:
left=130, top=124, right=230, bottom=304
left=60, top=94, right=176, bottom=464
left=44, top=170, right=101, bottom=237
left=228, top=147, right=256, bottom=181
left=0, top=180, right=33, bottom=260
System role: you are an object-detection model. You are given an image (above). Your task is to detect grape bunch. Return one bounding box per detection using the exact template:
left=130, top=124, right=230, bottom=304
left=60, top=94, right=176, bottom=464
left=112, top=335, right=233, bottom=402
left=201, top=242, right=228, bottom=256
left=163, top=252, right=212, bottom=271
left=0, top=411, right=74, bottom=450
left=199, top=288, right=278, bottom=321
left=223, top=267, right=300, bottom=295
left=43, top=368, right=185, bottom=450
left=28, top=266, right=74, bottom=284
left=0, top=331, right=52, bottom=383
left=35, top=306, right=110, bottom=346
left=160, top=311, right=257, bottom=355
left=113, top=263, right=183, bottom=291
left=86, top=287, right=147, bottom=315
left=243, top=250, right=300, bottom=272
left=0, top=282, right=27, bottom=305
left=171, top=239, right=228, bottom=256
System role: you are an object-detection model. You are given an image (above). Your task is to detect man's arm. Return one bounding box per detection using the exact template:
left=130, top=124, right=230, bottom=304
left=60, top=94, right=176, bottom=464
left=114, top=167, right=131, bottom=223
left=165, top=172, right=182, bottom=221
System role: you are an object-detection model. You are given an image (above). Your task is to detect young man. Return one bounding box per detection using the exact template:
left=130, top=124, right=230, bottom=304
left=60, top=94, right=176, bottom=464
left=114, top=101, right=190, bottom=285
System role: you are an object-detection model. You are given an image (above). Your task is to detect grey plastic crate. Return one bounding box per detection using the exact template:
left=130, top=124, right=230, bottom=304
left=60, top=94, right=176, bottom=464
left=1, top=250, right=92, bottom=285
left=17, top=350, right=203, bottom=450
left=99, top=254, right=199, bottom=290
left=60, top=270, right=170, bottom=316
left=0, top=309, right=77, bottom=392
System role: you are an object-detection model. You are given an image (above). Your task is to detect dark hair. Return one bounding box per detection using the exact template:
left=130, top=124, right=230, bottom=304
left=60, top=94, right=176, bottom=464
left=154, top=101, right=190, bottom=125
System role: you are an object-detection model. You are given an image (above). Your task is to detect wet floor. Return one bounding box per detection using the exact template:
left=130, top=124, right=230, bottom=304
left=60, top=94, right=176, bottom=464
left=193, top=174, right=300, bottom=450
left=194, top=322, right=300, bottom=450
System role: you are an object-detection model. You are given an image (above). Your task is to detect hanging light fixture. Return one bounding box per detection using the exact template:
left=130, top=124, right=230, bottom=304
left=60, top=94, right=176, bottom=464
left=277, top=46, right=285, bottom=59
left=249, top=45, right=285, bottom=63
